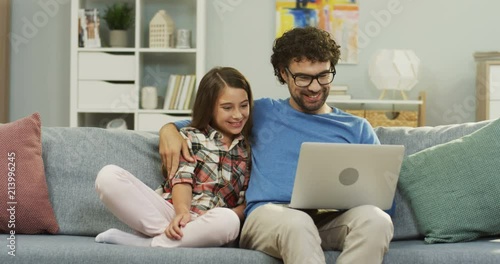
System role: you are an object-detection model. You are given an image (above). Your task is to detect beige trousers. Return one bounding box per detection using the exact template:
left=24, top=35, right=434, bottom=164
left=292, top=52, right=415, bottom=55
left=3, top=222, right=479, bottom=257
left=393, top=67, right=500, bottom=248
left=239, top=203, right=393, bottom=264
left=95, top=164, right=240, bottom=247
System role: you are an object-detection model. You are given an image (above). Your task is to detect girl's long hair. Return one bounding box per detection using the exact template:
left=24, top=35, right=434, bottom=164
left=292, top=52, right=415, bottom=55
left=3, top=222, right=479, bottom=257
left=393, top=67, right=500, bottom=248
left=190, top=67, right=254, bottom=146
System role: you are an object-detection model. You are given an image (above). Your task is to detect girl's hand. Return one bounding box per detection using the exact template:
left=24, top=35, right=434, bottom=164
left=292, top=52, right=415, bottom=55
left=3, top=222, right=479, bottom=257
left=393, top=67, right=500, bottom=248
left=165, top=212, right=191, bottom=240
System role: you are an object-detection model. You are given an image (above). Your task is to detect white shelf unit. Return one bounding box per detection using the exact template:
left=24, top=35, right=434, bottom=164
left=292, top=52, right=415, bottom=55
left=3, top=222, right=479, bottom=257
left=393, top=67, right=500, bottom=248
left=327, top=91, right=427, bottom=127
left=474, top=52, right=500, bottom=121
left=70, top=0, right=205, bottom=132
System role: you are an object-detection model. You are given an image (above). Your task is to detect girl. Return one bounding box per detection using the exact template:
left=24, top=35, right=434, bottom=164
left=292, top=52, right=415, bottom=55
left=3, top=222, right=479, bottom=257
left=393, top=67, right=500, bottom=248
left=95, top=67, right=253, bottom=247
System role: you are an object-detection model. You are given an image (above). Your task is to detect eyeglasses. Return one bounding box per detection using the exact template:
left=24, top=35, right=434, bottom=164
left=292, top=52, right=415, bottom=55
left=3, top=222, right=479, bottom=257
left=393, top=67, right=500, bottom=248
left=285, top=67, right=336, bottom=88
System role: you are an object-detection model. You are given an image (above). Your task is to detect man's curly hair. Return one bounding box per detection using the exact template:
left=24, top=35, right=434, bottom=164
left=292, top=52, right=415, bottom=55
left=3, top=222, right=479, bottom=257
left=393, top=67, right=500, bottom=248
left=271, top=26, right=341, bottom=84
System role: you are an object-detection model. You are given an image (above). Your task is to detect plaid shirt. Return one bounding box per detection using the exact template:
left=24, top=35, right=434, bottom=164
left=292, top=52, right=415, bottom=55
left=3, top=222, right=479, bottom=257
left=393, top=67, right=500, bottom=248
left=160, top=126, right=250, bottom=216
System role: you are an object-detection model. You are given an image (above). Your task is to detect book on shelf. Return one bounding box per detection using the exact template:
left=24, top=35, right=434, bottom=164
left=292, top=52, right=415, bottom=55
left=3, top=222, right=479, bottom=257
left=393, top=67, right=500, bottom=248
left=183, top=75, right=196, bottom=110
left=176, top=75, right=191, bottom=109
left=330, top=90, right=349, bottom=96
left=171, top=75, right=185, bottom=109
left=163, top=74, right=177, bottom=109
left=329, top=85, right=351, bottom=100
left=163, top=74, right=197, bottom=110
left=164, top=74, right=182, bottom=109
left=331, top=85, right=349, bottom=91
left=328, top=94, right=352, bottom=100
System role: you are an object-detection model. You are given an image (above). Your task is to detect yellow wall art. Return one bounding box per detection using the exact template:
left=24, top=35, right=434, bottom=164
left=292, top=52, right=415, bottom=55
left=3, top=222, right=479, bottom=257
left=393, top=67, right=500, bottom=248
left=276, top=0, right=359, bottom=64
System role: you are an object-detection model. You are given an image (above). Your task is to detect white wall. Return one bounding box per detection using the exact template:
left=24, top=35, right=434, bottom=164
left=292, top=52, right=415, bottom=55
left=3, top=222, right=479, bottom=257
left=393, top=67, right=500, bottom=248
left=9, top=0, right=500, bottom=126
left=9, top=0, right=70, bottom=126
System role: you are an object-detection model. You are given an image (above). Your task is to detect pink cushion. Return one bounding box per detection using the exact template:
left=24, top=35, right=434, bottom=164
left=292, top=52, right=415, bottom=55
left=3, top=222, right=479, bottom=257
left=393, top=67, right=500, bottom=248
left=0, top=113, right=59, bottom=234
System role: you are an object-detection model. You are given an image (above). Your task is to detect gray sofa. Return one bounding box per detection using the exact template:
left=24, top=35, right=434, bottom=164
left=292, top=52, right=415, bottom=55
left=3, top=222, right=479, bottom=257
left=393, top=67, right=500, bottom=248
left=1, top=120, right=499, bottom=264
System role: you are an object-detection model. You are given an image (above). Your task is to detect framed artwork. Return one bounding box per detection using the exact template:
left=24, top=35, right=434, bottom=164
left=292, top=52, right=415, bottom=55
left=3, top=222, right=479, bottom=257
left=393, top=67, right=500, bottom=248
left=78, top=9, right=101, bottom=48
left=276, top=0, right=359, bottom=64
left=0, top=0, right=10, bottom=122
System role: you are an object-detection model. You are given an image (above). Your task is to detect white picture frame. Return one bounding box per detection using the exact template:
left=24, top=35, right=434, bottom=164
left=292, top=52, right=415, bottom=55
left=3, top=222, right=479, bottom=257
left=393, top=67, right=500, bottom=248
left=79, top=9, right=102, bottom=48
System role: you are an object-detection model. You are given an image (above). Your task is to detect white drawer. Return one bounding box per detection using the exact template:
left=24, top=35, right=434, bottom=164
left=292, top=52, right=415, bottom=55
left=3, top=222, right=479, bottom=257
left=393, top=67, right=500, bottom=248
left=489, top=100, right=500, bottom=119
left=78, top=81, right=137, bottom=109
left=137, top=113, right=190, bottom=132
left=78, top=52, right=135, bottom=81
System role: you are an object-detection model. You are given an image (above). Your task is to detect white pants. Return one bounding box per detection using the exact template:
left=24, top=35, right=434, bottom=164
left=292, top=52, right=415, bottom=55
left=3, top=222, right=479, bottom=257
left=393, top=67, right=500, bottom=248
left=95, top=164, right=240, bottom=247
left=240, top=203, right=393, bottom=264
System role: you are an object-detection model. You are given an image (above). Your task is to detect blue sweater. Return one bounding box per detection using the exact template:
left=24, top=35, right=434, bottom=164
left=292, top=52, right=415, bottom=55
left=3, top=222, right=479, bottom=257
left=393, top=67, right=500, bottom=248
left=245, top=98, right=382, bottom=215
left=176, top=98, right=394, bottom=217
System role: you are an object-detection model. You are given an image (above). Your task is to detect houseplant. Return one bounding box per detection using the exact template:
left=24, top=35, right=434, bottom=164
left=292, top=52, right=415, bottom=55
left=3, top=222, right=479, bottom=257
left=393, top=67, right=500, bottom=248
left=102, top=3, right=134, bottom=47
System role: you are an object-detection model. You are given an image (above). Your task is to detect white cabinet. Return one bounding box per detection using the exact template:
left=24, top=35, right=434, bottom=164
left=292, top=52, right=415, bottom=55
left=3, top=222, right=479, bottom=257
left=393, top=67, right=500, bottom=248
left=70, top=0, right=205, bottom=131
left=474, top=52, right=500, bottom=121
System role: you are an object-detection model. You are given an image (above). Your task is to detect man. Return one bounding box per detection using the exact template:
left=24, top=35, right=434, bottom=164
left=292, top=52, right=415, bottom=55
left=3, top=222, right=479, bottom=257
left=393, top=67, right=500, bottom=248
left=159, top=26, right=393, bottom=264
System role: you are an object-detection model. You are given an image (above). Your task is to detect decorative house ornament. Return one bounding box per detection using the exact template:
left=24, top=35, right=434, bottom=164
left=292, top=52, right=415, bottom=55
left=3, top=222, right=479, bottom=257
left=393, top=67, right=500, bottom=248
left=149, top=10, right=175, bottom=48
left=369, top=49, right=420, bottom=100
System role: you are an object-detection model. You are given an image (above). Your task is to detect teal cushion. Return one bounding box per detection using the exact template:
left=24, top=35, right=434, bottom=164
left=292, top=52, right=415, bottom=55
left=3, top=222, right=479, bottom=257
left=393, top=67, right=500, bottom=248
left=398, top=118, right=500, bottom=243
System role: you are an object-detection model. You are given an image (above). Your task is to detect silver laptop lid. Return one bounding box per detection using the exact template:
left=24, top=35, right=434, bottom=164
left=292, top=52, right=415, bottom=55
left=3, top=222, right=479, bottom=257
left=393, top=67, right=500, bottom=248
left=289, top=142, right=405, bottom=210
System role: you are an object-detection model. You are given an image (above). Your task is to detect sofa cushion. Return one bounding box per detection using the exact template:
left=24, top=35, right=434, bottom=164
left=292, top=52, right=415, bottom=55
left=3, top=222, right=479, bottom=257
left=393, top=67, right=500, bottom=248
left=42, top=127, right=164, bottom=236
left=1, top=234, right=499, bottom=264
left=386, top=238, right=500, bottom=263
left=397, top=118, right=500, bottom=243
left=0, top=234, right=284, bottom=264
left=375, top=120, right=490, bottom=240
left=0, top=113, right=59, bottom=234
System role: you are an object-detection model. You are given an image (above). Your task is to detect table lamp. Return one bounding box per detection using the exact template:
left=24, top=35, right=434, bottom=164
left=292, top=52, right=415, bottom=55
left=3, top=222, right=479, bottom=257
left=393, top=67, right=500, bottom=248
left=369, top=49, right=420, bottom=100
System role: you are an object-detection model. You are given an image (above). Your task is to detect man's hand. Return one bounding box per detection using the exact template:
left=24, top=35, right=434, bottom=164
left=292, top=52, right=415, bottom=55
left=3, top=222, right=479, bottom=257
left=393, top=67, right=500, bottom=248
left=231, top=203, right=246, bottom=221
left=159, top=123, right=194, bottom=179
left=165, top=212, right=191, bottom=240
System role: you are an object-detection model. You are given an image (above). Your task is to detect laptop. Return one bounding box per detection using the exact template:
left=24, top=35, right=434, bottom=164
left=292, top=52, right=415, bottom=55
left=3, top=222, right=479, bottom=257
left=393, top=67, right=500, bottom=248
left=289, top=142, right=405, bottom=210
